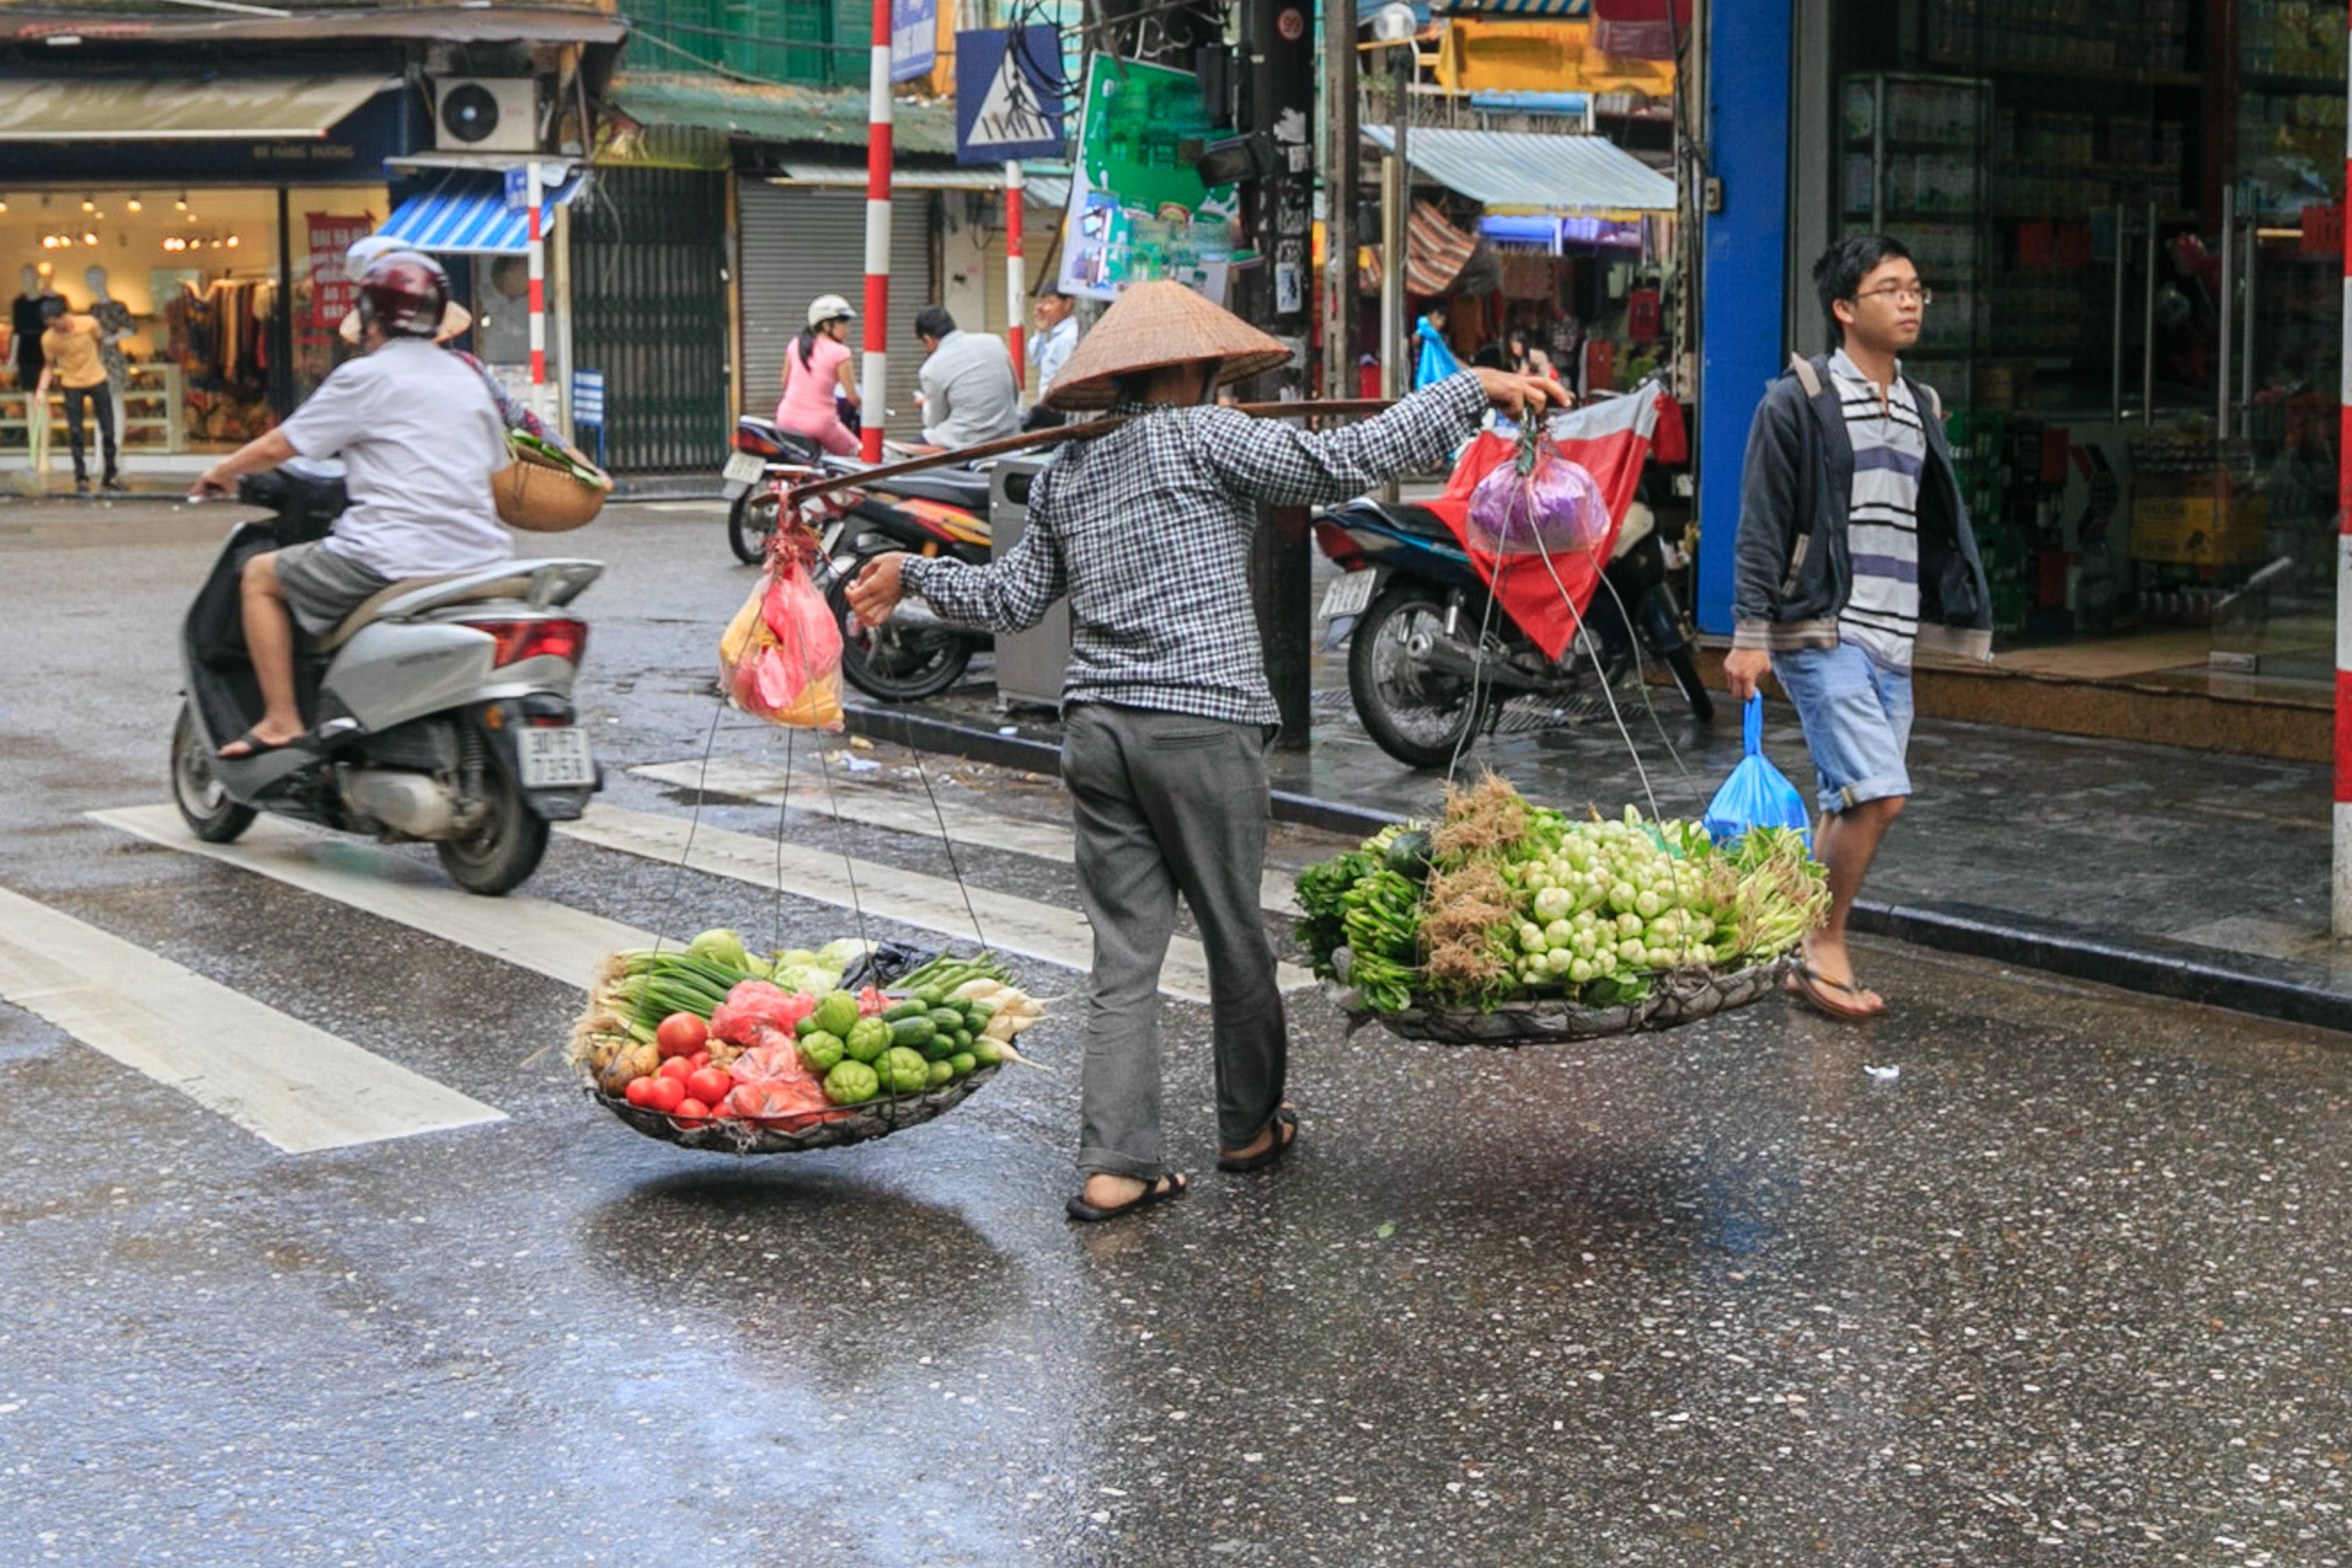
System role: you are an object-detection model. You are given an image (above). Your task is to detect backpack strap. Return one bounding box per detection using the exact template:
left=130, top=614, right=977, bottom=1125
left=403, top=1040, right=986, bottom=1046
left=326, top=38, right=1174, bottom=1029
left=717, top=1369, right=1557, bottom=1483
left=1916, top=379, right=1943, bottom=422
left=1786, top=352, right=1823, bottom=399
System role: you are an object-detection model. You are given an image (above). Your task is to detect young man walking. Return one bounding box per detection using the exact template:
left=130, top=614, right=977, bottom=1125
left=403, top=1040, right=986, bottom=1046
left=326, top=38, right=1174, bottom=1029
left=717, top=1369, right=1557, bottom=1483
left=1721, top=236, right=1992, bottom=1020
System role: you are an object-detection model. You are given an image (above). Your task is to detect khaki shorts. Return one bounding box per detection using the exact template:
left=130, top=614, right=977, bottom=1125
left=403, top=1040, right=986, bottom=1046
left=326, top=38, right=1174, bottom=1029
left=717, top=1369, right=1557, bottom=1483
left=274, top=540, right=395, bottom=639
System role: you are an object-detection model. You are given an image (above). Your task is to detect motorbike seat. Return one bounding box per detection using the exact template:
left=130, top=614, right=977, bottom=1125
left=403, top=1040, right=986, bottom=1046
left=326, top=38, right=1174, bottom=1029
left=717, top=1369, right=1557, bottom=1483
left=882, top=470, right=991, bottom=509
left=319, top=571, right=536, bottom=653
left=1364, top=499, right=1458, bottom=540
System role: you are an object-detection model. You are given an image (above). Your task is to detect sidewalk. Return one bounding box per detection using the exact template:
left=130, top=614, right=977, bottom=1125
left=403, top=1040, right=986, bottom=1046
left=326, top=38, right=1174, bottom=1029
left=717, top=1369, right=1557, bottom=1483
left=846, top=661, right=2352, bottom=1033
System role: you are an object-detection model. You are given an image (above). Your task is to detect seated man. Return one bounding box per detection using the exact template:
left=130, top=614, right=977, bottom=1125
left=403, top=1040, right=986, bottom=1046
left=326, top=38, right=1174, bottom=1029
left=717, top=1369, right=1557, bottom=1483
left=192, top=251, right=512, bottom=759
left=913, top=305, right=1019, bottom=450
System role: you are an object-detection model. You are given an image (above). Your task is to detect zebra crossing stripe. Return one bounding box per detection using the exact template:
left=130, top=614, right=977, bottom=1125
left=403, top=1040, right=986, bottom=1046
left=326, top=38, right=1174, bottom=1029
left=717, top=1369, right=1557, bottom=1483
left=0, top=883, right=503, bottom=1154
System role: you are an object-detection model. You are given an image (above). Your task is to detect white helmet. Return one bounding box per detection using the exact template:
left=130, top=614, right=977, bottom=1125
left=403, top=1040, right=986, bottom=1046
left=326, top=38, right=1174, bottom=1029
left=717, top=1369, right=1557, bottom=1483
left=807, top=293, right=856, bottom=328
left=346, top=233, right=403, bottom=272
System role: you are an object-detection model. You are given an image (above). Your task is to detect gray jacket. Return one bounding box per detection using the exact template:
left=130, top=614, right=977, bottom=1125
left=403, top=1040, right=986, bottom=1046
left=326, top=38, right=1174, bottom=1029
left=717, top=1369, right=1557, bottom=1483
left=1732, top=353, right=1992, bottom=661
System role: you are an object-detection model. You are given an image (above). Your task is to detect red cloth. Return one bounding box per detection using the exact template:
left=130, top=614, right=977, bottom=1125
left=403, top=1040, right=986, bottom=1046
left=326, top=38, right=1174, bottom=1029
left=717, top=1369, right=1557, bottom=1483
left=1426, top=389, right=1663, bottom=662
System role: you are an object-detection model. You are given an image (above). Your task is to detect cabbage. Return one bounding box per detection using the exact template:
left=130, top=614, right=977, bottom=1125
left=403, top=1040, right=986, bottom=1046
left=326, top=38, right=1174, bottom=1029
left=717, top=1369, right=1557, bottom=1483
left=772, top=963, right=843, bottom=995
left=1464, top=438, right=1610, bottom=558
left=816, top=937, right=875, bottom=970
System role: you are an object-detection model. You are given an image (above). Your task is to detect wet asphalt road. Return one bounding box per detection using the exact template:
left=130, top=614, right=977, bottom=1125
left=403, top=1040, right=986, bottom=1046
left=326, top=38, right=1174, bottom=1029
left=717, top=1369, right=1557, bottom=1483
left=3, top=498, right=2351, bottom=1567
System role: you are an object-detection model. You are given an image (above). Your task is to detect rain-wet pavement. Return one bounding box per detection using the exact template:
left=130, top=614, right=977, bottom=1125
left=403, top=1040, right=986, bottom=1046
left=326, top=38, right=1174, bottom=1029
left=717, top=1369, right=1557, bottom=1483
left=2, top=497, right=2350, bottom=1566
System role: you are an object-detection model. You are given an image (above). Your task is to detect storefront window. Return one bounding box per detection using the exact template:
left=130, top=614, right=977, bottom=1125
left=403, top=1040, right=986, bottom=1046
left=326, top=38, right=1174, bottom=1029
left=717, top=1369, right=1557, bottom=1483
left=288, top=186, right=389, bottom=404
left=1826, top=3, right=2344, bottom=700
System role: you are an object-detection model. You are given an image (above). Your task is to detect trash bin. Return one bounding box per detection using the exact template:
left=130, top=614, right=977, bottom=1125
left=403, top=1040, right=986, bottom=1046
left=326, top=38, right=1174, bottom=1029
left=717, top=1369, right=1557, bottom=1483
left=991, top=457, right=1070, bottom=709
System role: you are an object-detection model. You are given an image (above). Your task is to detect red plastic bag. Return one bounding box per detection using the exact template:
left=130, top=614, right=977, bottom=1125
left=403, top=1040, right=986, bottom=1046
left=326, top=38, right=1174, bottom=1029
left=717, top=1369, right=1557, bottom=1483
left=719, top=547, right=844, bottom=730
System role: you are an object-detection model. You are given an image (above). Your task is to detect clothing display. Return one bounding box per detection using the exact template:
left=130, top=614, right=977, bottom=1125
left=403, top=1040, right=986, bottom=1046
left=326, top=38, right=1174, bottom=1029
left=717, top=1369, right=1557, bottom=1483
left=11, top=293, right=59, bottom=383
left=90, top=297, right=133, bottom=395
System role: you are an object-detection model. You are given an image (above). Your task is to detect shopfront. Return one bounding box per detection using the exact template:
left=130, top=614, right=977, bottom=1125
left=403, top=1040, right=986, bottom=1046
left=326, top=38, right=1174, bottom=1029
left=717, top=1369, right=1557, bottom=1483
left=0, top=77, right=413, bottom=461
left=1752, top=3, right=2345, bottom=716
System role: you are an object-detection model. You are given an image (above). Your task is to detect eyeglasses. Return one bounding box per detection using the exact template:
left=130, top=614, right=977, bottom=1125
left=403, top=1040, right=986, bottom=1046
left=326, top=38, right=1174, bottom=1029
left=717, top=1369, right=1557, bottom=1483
left=1855, top=284, right=1933, bottom=306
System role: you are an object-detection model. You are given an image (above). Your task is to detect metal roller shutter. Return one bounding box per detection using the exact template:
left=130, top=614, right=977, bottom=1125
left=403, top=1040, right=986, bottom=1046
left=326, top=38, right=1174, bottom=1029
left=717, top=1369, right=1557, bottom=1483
left=570, top=167, right=731, bottom=472
left=737, top=183, right=933, bottom=430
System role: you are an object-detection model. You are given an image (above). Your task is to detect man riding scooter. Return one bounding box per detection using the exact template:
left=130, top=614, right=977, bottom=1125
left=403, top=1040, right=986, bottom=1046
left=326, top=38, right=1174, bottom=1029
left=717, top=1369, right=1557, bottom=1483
left=191, top=250, right=512, bottom=759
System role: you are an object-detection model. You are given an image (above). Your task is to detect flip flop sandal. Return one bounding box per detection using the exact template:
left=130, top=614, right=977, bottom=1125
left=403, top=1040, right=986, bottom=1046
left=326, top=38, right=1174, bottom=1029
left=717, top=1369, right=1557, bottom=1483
left=1065, top=1171, right=1189, bottom=1224
left=217, top=728, right=303, bottom=762
left=1217, top=1107, right=1299, bottom=1174
left=1786, top=964, right=1884, bottom=1023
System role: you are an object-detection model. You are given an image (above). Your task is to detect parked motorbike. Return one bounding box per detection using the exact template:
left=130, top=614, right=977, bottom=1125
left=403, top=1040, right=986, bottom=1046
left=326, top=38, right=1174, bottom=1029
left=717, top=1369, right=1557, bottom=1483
left=1314, top=484, right=1712, bottom=769
left=720, top=413, right=949, bottom=566
left=823, top=473, right=995, bottom=702
left=172, top=461, right=604, bottom=896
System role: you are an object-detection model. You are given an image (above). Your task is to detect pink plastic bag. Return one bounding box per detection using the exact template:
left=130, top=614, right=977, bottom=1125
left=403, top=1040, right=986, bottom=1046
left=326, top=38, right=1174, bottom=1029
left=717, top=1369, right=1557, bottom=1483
left=718, top=549, right=844, bottom=730
left=1463, top=436, right=1611, bottom=558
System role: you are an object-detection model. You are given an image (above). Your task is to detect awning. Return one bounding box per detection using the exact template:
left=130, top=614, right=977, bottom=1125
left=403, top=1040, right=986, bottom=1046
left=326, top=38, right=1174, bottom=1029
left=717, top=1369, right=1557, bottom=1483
left=0, top=75, right=392, bottom=143
left=1363, top=125, right=1674, bottom=215
left=607, top=72, right=958, bottom=158
left=772, top=162, right=1072, bottom=208
left=376, top=171, right=587, bottom=257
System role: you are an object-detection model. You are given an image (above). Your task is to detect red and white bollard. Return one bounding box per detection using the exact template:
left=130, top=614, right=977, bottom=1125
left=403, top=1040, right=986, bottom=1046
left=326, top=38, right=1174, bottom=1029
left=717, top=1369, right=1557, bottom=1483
left=860, top=0, right=894, bottom=463
left=526, top=161, right=545, bottom=397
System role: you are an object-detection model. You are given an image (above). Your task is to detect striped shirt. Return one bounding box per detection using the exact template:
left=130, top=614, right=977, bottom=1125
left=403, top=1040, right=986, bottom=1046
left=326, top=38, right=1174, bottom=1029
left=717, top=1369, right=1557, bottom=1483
left=1828, top=348, right=1926, bottom=669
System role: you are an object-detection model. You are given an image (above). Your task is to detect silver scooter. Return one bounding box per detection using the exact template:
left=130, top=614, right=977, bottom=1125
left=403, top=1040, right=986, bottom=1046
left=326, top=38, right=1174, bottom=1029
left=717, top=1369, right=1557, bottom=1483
left=171, top=459, right=604, bottom=896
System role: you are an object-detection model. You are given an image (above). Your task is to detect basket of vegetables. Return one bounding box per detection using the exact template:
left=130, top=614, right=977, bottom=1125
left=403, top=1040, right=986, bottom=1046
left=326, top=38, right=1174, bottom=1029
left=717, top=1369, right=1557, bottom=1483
left=570, top=930, right=1046, bottom=1155
left=1296, top=775, right=1826, bottom=1047
left=494, top=432, right=613, bottom=533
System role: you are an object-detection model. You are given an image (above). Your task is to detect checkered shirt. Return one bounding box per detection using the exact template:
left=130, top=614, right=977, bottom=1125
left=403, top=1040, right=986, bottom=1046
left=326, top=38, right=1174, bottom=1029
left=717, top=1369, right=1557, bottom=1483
left=903, top=371, right=1490, bottom=725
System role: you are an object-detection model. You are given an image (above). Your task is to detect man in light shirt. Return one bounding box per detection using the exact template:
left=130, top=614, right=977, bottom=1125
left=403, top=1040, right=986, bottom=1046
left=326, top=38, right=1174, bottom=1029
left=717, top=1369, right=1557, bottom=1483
left=1023, top=288, right=1080, bottom=431
left=913, top=305, right=1019, bottom=449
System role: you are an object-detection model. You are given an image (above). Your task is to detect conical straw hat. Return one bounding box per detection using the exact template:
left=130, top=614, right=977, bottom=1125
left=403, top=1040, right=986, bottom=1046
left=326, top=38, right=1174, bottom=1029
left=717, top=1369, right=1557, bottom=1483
left=1045, top=279, right=1292, bottom=410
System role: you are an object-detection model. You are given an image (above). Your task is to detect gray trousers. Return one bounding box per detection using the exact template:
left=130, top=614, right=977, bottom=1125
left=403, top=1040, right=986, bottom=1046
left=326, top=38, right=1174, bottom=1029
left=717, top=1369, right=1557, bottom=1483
left=1061, top=704, right=1287, bottom=1180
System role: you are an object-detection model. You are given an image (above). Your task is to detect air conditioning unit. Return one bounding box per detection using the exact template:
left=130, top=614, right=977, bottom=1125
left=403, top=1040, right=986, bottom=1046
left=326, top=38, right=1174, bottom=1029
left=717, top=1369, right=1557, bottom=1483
left=431, top=77, right=537, bottom=155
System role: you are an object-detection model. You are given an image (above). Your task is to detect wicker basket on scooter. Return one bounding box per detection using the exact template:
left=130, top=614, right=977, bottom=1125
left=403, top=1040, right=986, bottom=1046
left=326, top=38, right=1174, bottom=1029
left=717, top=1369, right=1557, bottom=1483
left=583, top=1064, right=1003, bottom=1155
left=494, top=440, right=612, bottom=532
left=1329, top=954, right=1798, bottom=1047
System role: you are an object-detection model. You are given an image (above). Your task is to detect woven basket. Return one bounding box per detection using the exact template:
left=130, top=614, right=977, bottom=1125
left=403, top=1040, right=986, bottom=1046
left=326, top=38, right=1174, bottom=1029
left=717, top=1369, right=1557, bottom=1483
left=584, top=1063, right=1002, bottom=1155
left=1334, top=955, right=1799, bottom=1047
left=494, top=445, right=611, bottom=533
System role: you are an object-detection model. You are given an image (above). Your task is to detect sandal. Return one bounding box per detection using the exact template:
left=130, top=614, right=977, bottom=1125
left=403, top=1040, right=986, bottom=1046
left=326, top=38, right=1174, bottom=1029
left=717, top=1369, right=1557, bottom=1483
left=1217, top=1107, right=1299, bottom=1174
left=1065, top=1171, right=1188, bottom=1224
left=217, top=728, right=304, bottom=762
left=1785, top=964, right=1884, bottom=1022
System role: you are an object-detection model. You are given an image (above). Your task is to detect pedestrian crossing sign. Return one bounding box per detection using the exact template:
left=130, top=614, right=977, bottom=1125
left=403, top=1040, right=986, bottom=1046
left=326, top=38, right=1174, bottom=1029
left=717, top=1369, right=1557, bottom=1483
left=955, top=25, right=1067, bottom=166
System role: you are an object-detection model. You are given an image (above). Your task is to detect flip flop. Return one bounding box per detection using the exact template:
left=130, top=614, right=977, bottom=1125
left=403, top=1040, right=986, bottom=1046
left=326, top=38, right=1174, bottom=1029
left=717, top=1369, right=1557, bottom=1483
left=1217, top=1107, right=1299, bottom=1174
left=1064, top=1172, right=1189, bottom=1224
left=216, top=729, right=303, bottom=762
left=1786, top=964, right=1884, bottom=1022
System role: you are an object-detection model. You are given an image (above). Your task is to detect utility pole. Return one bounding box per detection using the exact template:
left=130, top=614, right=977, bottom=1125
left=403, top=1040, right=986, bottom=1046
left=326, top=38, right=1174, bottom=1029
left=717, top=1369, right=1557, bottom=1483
left=1322, top=0, right=1359, bottom=405
left=1233, top=0, right=1319, bottom=746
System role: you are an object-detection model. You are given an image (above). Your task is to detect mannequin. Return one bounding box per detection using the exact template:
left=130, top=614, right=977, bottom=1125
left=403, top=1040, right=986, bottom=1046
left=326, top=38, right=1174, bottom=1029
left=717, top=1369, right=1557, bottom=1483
left=13, top=265, right=57, bottom=474
left=84, top=266, right=133, bottom=459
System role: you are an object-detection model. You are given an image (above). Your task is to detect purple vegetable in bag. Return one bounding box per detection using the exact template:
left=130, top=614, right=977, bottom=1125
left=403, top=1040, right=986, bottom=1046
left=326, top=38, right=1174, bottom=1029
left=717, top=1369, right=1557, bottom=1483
left=1463, top=435, right=1611, bottom=558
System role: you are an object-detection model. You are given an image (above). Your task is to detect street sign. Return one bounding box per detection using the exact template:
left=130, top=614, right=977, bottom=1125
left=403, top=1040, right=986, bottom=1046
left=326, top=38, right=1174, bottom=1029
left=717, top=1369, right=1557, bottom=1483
left=503, top=164, right=531, bottom=210
left=572, top=369, right=605, bottom=424
left=956, top=26, right=1067, bottom=165
left=890, top=0, right=936, bottom=84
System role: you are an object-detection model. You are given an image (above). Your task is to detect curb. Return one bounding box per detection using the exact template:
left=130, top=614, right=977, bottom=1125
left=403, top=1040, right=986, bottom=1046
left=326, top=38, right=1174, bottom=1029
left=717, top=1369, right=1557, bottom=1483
left=843, top=701, right=2352, bottom=1037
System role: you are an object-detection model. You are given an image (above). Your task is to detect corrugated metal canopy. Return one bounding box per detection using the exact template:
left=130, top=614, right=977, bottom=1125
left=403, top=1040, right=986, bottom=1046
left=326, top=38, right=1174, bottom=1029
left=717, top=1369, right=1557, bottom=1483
left=608, top=72, right=958, bottom=157
left=772, top=162, right=1071, bottom=208
left=376, top=170, right=586, bottom=257
left=0, top=75, right=392, bottom=142
left=1362, top=126, right=1674, bottom=214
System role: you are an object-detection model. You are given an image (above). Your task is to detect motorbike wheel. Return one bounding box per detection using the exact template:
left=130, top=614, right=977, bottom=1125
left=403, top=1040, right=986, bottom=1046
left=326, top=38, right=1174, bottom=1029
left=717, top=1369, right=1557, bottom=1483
left=171, top=701, right=257, bottom=844
left=825, top=567, right=972, bottom=702
left=727, top=489, right=780, bottom=565
left=435, top=761, right=549, bottom=896
left=1347, top=583, right=1498, bottom=770
left=1665, top=646, right=1715, bottom=723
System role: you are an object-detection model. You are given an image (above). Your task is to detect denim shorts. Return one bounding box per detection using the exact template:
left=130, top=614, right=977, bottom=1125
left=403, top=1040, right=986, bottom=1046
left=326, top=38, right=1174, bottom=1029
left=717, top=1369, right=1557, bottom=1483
left=1771, top=640, right=1914, bottom=813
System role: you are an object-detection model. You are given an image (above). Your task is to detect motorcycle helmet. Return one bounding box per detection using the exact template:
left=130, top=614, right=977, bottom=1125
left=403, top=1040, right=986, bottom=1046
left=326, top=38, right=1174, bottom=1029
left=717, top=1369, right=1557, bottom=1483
left=807, top=293, right=856, bottom=328
left=357, top=250, right=452, bottom=340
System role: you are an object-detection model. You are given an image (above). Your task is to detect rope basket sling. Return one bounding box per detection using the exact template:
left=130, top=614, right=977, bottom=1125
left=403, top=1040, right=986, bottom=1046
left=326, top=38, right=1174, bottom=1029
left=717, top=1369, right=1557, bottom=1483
left=495, top=440, right=611, bottom=532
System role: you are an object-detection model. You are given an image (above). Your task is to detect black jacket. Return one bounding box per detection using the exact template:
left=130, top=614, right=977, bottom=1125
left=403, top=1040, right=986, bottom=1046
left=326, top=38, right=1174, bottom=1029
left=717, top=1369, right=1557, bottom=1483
left=1731, top=353, right=1992, bottom=662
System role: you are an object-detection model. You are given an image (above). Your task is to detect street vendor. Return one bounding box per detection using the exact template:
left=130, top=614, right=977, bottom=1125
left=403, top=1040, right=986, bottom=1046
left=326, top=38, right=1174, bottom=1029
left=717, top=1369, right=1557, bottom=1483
left=846, top=280, right=1563, bottom=1224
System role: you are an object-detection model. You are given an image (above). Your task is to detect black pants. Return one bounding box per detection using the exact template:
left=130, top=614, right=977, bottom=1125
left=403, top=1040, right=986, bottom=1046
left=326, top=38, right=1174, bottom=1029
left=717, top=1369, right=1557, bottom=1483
left=61, top=383, right=115, bottom=482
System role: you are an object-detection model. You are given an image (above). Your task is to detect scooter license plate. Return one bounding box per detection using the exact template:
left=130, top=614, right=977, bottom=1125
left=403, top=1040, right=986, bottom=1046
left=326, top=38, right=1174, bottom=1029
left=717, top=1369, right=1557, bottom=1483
left=518, top=727, right=596, bottom=790
left=722, top=452, right=768, bottom=486
left=1318, top=570, right=1378, bottom=621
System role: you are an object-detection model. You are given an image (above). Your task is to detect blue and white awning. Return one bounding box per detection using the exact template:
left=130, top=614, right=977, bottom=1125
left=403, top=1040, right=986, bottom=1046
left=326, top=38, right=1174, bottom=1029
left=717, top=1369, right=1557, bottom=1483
left=376, top=170, right=586, bottom=256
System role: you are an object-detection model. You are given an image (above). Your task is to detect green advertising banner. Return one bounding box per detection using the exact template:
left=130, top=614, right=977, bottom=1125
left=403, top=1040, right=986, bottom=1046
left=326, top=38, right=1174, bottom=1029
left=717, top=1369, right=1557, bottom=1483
left=1057, top=54, right=1242, bottom=303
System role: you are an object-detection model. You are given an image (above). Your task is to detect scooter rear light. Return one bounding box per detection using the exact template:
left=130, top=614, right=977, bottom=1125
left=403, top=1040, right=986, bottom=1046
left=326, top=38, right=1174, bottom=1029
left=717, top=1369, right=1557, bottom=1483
left=733, top=429, right=780, bottom=456
left=466, top=618, right=588, bottom=668
left=1313, top=519, right=1367, bottom=569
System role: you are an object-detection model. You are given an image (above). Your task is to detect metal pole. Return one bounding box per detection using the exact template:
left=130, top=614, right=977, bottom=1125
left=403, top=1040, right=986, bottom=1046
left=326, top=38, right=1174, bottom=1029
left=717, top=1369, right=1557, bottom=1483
left=1006, top=159, right=1026, bottom=394
left=2335, top=5, right=2352, bottom=938
left=2243, top=215, right=2257, bottom=414
left=860, top=0, right=894, bottom=462
left=2143, top=201, right=2158, bottom=424
left=1323, top=0, right=1359, bottom=402
left=2112, top=201, right=2125, bottom=422
left=526, top=160, right=546, bottom=395
left=1380, top=55, right=1407, bottom=397
left=2218, top=183, right=2236, bottom=438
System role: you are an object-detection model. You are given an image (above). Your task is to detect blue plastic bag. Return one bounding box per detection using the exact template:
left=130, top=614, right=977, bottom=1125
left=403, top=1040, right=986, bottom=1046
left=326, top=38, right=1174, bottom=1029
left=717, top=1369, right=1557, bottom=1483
left=1703, top=694, right=1813, bottom=849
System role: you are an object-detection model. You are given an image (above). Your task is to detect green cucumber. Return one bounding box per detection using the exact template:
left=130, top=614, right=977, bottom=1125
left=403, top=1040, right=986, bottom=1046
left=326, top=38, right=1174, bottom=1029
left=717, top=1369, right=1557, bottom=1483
left=889, top=1016, right=937, bottom=1050
left=880, top=999, right=929, bottom=1023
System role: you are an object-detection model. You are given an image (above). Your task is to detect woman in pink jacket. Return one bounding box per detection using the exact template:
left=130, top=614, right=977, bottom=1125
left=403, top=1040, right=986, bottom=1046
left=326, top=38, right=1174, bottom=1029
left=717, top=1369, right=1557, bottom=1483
left=777, top=293, right=862, bottom=456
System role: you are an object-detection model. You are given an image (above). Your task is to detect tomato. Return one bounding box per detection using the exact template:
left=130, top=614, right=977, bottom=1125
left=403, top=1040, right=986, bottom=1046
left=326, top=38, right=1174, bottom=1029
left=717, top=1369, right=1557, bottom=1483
left=641, top=1075, right=686, bottom=1114
left=686, top=1067, right=732, bottom=1106
left=689, top=1051, right=712, bottom=1071
left=655, top=1013, right=709, bottom=1059
left=623, top=1076, right=659, bottom=1108
left=673, top=1097, right=711, bottom=1128
left=657, top=1056, right=696, bottom=1085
